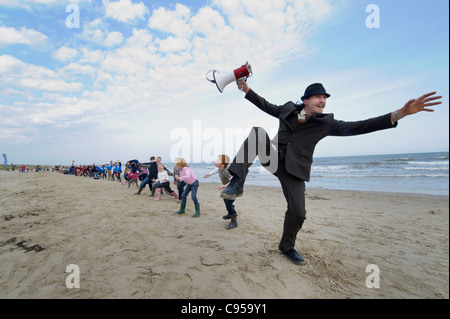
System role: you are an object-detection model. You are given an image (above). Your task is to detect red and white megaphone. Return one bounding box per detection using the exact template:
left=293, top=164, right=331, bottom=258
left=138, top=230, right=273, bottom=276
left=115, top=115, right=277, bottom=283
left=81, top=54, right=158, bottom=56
left=206, top=62, right=252, bottom=93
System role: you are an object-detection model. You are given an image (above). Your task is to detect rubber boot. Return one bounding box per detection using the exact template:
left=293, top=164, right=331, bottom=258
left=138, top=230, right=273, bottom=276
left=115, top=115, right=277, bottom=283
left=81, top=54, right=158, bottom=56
left=154, top=188, right=161, bottom=201
left=148, top=184, right=153, bottom=196
left=192, top=203, right=200, bottom=218
left=176, top=202, right=186, bottom=215
left=226, top=214, right=238, bottom=229
left=134, top=187, right=143, bottom=195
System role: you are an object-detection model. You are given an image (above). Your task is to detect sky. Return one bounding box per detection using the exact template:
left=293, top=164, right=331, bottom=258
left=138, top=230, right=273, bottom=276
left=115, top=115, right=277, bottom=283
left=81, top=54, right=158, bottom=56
left=0, top=0, right=448, bottom=165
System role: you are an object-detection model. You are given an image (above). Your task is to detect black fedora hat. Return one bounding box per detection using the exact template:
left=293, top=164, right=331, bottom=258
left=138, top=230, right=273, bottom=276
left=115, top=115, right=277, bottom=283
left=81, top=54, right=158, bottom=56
left=301, top=83, right=331, bottom=101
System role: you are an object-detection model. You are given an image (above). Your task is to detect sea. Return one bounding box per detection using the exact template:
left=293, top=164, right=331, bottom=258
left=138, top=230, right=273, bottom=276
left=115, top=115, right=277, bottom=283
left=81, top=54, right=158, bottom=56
left=175, top=152, right=449, bottom=196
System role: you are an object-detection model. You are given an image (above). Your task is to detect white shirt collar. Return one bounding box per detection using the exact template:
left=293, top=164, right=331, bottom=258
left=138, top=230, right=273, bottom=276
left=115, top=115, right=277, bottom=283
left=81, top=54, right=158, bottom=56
left=298, top=109, right=308, bottom=120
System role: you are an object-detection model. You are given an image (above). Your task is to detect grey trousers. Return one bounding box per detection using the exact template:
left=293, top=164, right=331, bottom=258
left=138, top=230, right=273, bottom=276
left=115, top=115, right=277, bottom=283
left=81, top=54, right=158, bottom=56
left=228, top=127, right=307, bottom=253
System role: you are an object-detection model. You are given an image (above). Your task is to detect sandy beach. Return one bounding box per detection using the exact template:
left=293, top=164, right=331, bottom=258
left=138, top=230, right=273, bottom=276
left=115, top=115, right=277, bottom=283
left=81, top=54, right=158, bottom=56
left=0, top=169, right=448, bottom=299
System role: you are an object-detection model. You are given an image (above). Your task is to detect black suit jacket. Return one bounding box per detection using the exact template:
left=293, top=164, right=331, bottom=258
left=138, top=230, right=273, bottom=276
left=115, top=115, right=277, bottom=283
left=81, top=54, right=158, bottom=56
left=245, top=89, right=397, bottom=181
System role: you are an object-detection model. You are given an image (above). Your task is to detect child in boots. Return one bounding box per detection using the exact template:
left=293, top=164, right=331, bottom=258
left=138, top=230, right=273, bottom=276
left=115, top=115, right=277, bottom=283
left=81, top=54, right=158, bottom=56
left=204, top=154, right=238, bottom=229
left=153, top=164, right=178, bottom=200
left=174, top=158, right=200, bottom=217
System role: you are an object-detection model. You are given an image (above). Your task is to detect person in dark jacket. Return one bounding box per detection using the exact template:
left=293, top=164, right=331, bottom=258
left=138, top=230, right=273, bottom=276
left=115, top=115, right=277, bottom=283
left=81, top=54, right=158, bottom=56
left=135, top=157, right=156, bottom=195
left=220, top=81, right=442, bottom=265
left=135, top=156, right=172, bottom=196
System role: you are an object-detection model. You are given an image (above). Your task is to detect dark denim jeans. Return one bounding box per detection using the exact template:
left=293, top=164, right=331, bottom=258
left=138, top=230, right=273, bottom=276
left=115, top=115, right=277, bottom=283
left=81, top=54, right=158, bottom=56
left=223, top=199, right=236, bottom=215
left=177, top=181, right=186, bottom=199
left=139, top=176, right=153, bottom=189
left=181, top=179, right=199, bottom=205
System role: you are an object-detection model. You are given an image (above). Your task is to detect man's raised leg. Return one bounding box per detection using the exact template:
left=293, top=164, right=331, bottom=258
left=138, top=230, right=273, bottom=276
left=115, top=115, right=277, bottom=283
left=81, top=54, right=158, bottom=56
left=221, top=127, right=278, bottom=199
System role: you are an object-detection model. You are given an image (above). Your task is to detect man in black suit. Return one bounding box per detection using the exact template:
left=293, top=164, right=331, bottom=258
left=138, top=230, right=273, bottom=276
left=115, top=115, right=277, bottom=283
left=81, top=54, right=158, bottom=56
left=220, top=81, right=442, bottom=265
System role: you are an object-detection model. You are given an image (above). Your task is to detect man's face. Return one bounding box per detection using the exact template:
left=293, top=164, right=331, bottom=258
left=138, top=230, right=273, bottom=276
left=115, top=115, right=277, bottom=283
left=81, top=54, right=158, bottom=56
left=303, top=94, right=327, bottom=115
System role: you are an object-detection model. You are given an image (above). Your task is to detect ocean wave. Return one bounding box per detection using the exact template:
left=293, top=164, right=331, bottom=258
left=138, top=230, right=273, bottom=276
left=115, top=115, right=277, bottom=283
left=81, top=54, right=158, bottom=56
left=408, top=161, right=449, bottom=166
left=389, top=157, right=413, bottom=161
left=312, top=174, right=449, bottom=178
left=404, top=167, right=448, bottom=171
left=312, top=165, right=351, bottom=171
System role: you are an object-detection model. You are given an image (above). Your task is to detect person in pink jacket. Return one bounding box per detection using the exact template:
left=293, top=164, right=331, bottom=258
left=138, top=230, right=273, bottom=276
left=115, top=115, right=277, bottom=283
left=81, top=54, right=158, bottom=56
left=174, top=157, right=200, bottom=217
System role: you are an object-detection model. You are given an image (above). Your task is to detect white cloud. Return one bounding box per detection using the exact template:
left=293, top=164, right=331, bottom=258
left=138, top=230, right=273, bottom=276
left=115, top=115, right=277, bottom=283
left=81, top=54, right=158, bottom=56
left=18, top=78, right=82, bottom=92
left=156, top=36, right=191, bottom=53
left=3, top=0, right=337, bottom=117
left=126, top=28, right=153, bottom=46
left=148, top=3, right=192, bottom=38
left=103, top=0, right=148, bottom=23
left=79, top=48, right=104, bottom=64
left=0, top=0, right=56, bottom=9
left=0, top=54, right=53, bottom=76
left=0, top=0, right=90, bottom=10
left=190, top=7, right=226, bottom=36
left=61, top=0, right=337, bottom=119
left=60, top=63, right=95, bottom=76
left=53, top=47, right=78, bottom=62
left=0, top=55, right=82, bottom=92
left=78, top=18, right=106, bottom=45
left=0, top=26, right=47, bottom=45
left=1, top=0, right=339, bottom=149
left=0, top=0, right=88, bottom=4
left=0, top=127, right=30, bottom=143
left=104, top=31, right=124, bottom=46
left=78, top=19, right=124, bottom=47
left=101, top=53, right=137, bottom=74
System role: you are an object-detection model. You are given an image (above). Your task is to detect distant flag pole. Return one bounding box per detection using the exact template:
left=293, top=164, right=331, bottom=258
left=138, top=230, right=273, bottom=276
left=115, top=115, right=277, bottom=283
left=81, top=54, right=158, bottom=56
left=2, top=153, right=7, bottom=168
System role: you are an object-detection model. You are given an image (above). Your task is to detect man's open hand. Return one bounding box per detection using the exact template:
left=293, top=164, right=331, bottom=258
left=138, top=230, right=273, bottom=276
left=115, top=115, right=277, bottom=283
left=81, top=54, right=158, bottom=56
left=402, top=92, right=442, bottom=116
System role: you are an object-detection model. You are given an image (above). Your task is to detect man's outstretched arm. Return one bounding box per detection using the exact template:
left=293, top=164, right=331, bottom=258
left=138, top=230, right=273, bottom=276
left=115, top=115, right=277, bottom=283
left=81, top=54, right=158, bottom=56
left=391, top=91, right=442, bottom=123
left=237, top=80, right=282, bottom=118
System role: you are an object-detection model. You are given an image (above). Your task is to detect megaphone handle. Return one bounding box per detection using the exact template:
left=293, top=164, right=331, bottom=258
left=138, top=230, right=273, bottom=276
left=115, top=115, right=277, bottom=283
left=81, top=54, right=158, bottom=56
left=237, top=78, right=248, bottom=92
left=206, top=70, right=218, bottom=83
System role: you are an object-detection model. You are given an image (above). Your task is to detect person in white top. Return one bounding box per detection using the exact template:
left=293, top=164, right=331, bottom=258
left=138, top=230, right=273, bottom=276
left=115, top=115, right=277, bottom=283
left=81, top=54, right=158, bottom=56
left=153, top=164, right=178, bottom=201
